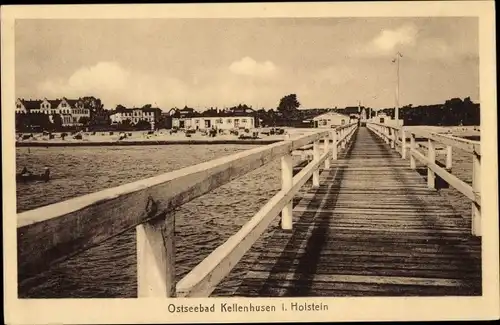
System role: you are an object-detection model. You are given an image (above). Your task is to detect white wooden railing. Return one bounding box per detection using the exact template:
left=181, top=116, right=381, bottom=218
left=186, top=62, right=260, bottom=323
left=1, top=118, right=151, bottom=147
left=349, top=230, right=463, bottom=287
left=18, top=122, right=358, bottom=298
left=367, top=121, right=481, bottom=236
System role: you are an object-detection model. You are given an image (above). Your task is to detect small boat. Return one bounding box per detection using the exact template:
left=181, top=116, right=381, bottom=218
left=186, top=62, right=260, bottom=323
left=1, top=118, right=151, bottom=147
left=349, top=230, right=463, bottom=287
left=16, top=167, right=50, bottom=183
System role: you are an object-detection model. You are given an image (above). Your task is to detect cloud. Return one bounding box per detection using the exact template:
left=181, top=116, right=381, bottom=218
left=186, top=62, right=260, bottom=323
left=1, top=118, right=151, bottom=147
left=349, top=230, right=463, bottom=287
left=229, top=57, right=277, bottom=77
left=37, top=60, right=285, bottom=109
left=38, top=61, right=188, bottom=109
left=371, top=24, right=418, bottom=53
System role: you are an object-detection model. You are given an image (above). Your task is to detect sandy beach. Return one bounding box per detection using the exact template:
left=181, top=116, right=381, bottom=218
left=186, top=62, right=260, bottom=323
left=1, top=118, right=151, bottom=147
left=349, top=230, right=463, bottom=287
left=16, top=125, right=480, bottom=146
left=15, top=127, right=323, bottom=146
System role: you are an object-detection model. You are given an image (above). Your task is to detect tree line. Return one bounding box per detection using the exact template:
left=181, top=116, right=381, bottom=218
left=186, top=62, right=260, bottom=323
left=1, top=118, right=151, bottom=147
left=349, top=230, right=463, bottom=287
left=256, top=94, right=480, bottom=127
left=376, top=97, right=480, bottom=126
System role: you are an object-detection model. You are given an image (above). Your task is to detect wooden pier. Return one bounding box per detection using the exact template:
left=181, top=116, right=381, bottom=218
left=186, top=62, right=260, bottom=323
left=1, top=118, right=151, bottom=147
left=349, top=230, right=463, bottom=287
left=17, top=122, right=482, bottom=298
left=218, top=127, right=481, bottom=297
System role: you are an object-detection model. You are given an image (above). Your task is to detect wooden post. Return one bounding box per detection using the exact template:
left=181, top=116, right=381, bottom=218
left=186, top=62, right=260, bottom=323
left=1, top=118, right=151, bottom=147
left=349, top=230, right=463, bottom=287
left=137, top=214, right=175, bottom=297
left=390, top=129, right=395, bottom=149
left=446, top=145, right=453, bottom=170
left=427, top=139, right=436, bottom=189
left=410, top=133, right=416, bottom=169
left=312, top=140, right=320, bottom=188
left=331, top=130, right=338, bottom=160
left=281, top=154, right=293, bottom=230
left=401, top=128, right=407, bottom=159
left=471, top=152, right=481, bottom=236
left=323, top=134, right=330, bottom=169
left=385, top=127, right=389, bottom=144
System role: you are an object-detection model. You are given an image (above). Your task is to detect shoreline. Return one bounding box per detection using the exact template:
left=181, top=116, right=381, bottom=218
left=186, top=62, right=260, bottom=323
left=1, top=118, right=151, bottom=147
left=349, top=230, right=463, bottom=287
left=16, top=139, right=283, bottom=147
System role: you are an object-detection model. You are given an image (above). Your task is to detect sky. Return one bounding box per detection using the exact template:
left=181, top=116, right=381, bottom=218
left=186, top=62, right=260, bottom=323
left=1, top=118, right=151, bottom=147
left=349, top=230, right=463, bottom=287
left=15, top=17, right=479, bottom=110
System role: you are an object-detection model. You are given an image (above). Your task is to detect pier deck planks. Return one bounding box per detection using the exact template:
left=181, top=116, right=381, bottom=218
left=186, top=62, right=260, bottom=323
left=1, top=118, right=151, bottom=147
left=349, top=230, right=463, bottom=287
left=214, top=127, right=482, bottom=297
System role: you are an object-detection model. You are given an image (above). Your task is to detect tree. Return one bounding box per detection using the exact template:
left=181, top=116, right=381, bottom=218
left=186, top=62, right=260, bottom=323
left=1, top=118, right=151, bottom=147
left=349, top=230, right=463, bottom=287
left=135, top=120, right=152, bottom=130
left=50, top=114, right=63, bottom=131
left=116, top=104, right=127, bottom=111
left=119, top=119, right=132, bottom=130
left=15, top=113, right=31, bottom=131
left=142, top=104, right=152, bottom=109
left=81, top=96, right=104, bottom=113
left=88, top=109, right=111, bottom=129
left=277, top=94, right=301, bottom=125
left=277, top=94, right=300, bottom=114
left=25, top=113, right=51, bottom=131
left=78, top=116, right=90, bottom=126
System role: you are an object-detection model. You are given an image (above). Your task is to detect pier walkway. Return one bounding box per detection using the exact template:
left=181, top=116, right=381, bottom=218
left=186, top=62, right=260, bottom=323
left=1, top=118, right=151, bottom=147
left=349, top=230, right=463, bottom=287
left=223, top=127, right=482, bottom=297
left=17, top=122, right=482, bottom=298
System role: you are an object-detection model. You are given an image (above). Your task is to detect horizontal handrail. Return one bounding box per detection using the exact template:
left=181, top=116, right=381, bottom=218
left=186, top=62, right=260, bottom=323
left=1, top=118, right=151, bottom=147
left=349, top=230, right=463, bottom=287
left=366, top=121, right=480, bottom=155
left=366, top=121, right=481, bottom=237
left=410, top=148, right=476, bottom=201
left=18, top=122, right=359, bottom=297
left=427, top=132, right=481, bottom=155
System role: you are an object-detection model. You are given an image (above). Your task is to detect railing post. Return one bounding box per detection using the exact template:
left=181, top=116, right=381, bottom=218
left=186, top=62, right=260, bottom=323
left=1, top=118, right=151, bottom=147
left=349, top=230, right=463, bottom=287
left=390, top=129, right=395, bottom=149
left=331, top=130, right=338, bottom=160
left=446, top=145, right=453, bottom=170
left=281, top=153, right=293, bottom=230
left=401, top=127, right=407, bottom=159
left=341, top=129, right=346, bottom=149
left=323, top=134, right=330, bottom=169
left=410, top=133, right=416, bottom=169
left=137, top=214, right=176, bottom=297
left=427, top=139, right=436, bottom=189
left=471, top=151, right=481, bottom=236
left=385, top=127, right=389, bottom=144
left=312, top=140, right=320, bottom=188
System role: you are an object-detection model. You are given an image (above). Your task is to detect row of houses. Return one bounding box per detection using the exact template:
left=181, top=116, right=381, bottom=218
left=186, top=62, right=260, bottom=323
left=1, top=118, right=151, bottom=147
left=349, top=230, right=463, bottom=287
left=110, top=106, right=258, bottom=130
left=16, top=98, right=164, bottom=128
left=16, top=97, right=91, bottom=126
left=16, top=98, right=367, bottom=130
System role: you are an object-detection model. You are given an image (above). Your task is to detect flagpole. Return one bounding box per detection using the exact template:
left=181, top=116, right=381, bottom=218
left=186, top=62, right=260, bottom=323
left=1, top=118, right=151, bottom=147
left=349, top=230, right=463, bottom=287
left=396, top=54, right=399, bottom=126
left=394, top=52, right=402, bottom=127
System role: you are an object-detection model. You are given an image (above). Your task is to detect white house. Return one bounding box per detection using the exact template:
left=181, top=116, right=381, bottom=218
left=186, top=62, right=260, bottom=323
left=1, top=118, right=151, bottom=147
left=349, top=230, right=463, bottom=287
left=171, top=107, right=256, bottom=130
left=110, top=107, right=161, bottom=125
left=370, top=112, right=404, bottom=127
left=170, top=107, right=197, bottom=129
left=172, top=117, right=194, bottom=129
left=189, top=116, right=255, bottom=130
left=312, top=112, right=352, bottom=128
